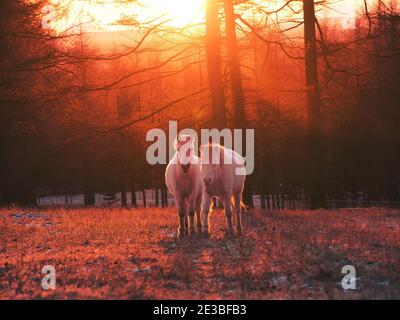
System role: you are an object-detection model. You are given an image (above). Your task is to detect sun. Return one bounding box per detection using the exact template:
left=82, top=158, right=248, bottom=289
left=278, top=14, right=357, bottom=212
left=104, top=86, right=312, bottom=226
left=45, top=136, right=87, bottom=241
left=44, top=0, right=206, bottom=33
left=141, top=0, right=205, bottom=28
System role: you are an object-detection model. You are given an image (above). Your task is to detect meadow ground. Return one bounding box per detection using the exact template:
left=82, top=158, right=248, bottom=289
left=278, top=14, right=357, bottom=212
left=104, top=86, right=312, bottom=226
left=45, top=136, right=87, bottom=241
left=0, top=207, right=399, bottom=299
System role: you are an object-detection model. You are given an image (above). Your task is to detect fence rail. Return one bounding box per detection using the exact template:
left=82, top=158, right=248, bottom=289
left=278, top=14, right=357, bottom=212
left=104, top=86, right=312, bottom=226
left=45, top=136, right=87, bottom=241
left=37, top=191, right=400, bottom=209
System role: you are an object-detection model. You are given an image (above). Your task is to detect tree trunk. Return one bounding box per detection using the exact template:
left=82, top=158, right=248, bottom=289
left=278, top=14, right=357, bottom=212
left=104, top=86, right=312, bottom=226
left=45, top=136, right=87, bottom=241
left=121, top=191, right=127, bottom=208
left=260, top=194, right=266, bottom=210
left=223, top=0, right=253, bottom=207
left=120, top=142, right=127, bottom=208
left=205, top=0, right=226, bottom=128
left=162, top=187, right=168, bottom=207
left=303, top=0, right=326, bottom=209
left=83, top=182, right=95, bottom=206
left=120, top=158, right=127, bottom=208
left=224, top=0, right=246, bottom=128
left=83, top=156, right=95, bottom=207
left=155, top=187, right=159, bottom=207
left=79, top=26, right=95, bottom=208
left=131, top=188, right=137, bottom=207
left=161, top=188, right=165, bottom=207
left=142, top=188, right=146, bottom=208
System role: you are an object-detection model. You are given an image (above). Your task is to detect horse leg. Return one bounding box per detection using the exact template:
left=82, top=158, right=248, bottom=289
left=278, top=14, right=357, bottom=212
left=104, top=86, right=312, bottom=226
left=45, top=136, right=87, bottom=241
left=177, top=197, right=187, bottom=239
left=223, top=195, right=234, bottom=238
left=201, top=192, right=211, bottom=238
left=187, top=195, right=196, bottom=239
left=188, top=208, right=196, bottom=239
left=195, top=193, right=202, bottom=235
left=184, top=215, right=189, bottom=236
left=233, top=193, right=243, bottom=236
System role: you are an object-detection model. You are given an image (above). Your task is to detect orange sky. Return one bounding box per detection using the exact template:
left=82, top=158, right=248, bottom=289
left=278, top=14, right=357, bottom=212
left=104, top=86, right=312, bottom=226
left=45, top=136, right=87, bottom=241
left=42, top=0, right=397, bottom=34
left=43, top=0, right=205, bottom=32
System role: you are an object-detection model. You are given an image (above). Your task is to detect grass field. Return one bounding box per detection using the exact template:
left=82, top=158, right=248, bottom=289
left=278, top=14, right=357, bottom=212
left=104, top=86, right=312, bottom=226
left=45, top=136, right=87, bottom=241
left=0, top=207, right=399, bottom=299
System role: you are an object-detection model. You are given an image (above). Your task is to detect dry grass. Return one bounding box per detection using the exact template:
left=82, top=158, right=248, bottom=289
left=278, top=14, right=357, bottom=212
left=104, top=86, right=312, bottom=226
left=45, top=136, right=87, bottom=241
left=0, top=207, right=399, bottom=299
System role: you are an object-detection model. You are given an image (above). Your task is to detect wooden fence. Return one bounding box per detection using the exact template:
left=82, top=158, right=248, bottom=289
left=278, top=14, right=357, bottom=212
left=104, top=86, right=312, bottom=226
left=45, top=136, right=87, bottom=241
left=37, top=191, right=400, bottom=209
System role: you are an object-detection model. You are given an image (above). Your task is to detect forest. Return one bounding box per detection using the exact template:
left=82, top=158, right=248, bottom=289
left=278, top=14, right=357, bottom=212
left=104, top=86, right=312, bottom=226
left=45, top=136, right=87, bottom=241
left=1, top=0, right=400, bottom=301
left=1, top=0, right=399, bottom=209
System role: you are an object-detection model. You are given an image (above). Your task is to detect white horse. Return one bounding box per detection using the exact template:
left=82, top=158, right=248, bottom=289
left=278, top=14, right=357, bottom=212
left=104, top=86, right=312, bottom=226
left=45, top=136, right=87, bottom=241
left=165, top=135, right=202, bottom=238
left=200, top=143, right=246, bottom=237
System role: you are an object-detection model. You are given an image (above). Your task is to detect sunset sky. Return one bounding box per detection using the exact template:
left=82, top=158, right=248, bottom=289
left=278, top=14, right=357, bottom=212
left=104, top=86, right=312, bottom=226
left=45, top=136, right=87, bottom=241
left=42, top=0, right=375, bottom=34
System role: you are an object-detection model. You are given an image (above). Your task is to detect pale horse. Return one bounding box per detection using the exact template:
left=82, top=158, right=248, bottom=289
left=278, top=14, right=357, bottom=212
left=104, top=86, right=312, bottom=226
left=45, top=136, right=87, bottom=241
left=200, top=143, right=246, bottom=237
left=165, top=135, right=203, bottom=238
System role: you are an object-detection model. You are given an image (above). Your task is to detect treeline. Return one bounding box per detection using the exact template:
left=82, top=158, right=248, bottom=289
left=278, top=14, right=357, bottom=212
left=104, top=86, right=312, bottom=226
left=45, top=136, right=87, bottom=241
left=0, top=0, right=399, bottom=207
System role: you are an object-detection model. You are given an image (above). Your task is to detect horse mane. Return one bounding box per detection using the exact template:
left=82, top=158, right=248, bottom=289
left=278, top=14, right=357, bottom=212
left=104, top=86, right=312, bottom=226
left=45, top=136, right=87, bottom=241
left=200, top=143, right=224, bottom=152
left=200, top=143, right=244, bottom=166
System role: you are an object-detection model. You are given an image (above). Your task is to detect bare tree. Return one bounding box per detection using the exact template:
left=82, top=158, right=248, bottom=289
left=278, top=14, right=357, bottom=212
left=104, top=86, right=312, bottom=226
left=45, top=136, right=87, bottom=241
left=223, top=0, right=253, bottom=207
left=205, top=0, right=227, bottom=128
left=303, top=0, right=326, bottom=208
